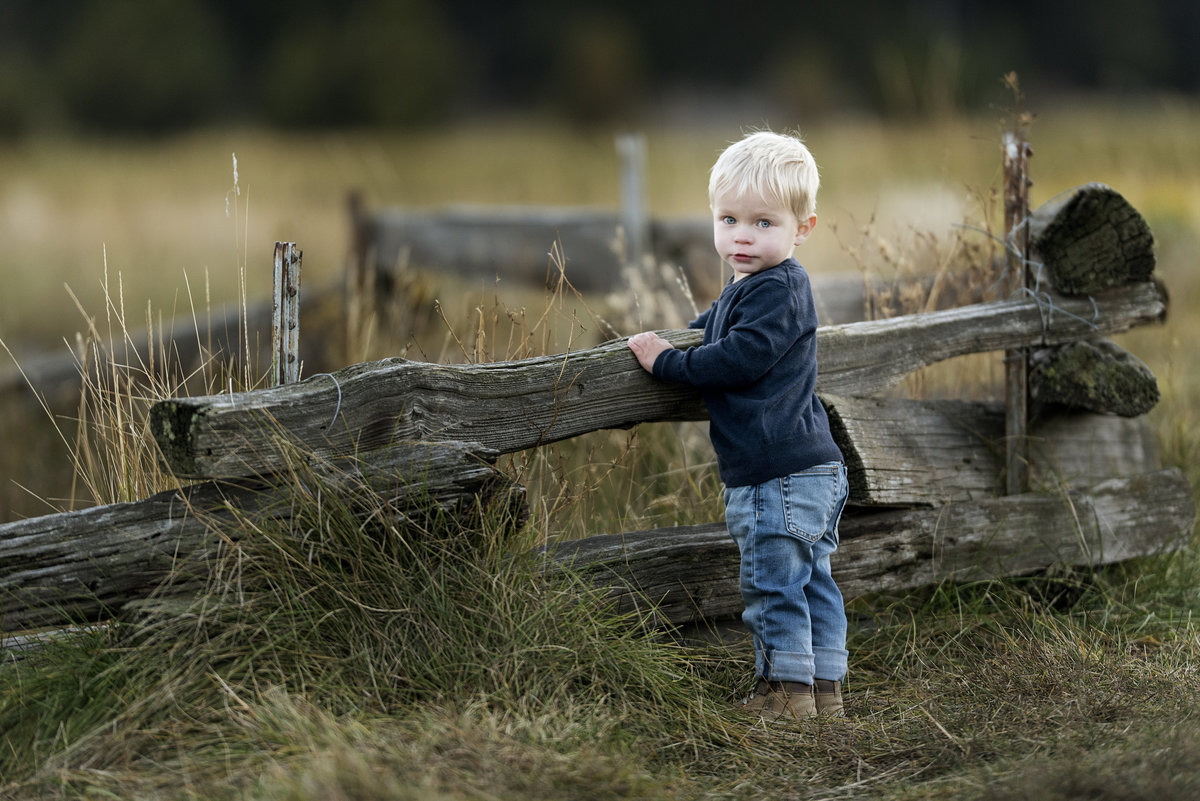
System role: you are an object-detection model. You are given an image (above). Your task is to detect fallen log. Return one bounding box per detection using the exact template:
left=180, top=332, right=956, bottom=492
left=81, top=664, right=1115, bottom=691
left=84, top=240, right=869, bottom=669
left=1029, top=183, right=1156, bottom=295
left=149, top=281, right=1167, bottom=481
left=545, top=468, right=1196, bottom=627
left=1029, top=339, right=1160, bottom=417
left=0, top=440, right=512, bottom=633
left=823, top=397, right=1161, bottom=506
left=2, top=629, right=78, bottom=662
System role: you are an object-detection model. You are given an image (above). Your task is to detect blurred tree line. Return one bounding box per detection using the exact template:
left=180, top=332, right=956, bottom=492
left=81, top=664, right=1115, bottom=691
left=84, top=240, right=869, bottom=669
left=0, top=0, right=1197, bottom=135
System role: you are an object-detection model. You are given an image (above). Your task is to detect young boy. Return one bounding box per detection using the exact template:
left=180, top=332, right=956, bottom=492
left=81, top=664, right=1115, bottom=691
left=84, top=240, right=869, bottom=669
left=627, top=130, right=849, bottom=720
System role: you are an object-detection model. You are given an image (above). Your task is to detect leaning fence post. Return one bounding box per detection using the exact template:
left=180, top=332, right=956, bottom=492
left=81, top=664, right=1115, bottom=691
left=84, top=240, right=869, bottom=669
left=1002, top=81, right=1033, bottom=494
left=272, top=241, right=302, bottom=386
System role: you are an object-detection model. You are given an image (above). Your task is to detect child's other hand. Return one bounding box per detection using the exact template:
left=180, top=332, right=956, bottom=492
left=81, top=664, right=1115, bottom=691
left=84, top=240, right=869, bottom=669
left=627, top=331, right=672, bottom=373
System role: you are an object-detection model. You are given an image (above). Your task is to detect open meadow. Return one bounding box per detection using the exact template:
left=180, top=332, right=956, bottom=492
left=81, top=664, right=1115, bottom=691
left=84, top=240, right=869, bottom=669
left=2, top=100, right=1200, bottom=798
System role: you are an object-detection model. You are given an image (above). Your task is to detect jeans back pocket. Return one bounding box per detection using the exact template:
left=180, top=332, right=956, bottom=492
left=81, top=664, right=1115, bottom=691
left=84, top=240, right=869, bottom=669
left=781, top=463, right=846, bottom=544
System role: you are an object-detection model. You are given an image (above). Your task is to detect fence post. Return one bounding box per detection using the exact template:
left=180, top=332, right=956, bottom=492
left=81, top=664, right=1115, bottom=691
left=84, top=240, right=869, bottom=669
left=1002, top=102, right=1033, bottom=494
left=272, top=241, right=302, bottom=386
left=616, top=132, right=647, bottom=267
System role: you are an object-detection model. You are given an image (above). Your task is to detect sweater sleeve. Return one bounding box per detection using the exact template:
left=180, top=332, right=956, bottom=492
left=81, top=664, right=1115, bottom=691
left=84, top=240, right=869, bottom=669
left=653, top=273, right=812, bottom=389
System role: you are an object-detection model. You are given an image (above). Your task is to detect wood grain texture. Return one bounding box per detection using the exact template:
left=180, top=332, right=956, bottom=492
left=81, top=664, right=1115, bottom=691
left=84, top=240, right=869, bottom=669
left=0, top=440, right=509, bottom=632
left=544, top=468, right=1195, bottom=627
left=150, top=281, right=1167, bottom=481
left=824, top=397, right=1161, bottom=506
left=1029, top=183, right=1156, bottom=295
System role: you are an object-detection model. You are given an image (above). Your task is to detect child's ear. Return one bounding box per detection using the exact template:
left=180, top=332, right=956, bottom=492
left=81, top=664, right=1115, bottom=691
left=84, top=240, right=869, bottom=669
left=794, top=214, right=818, bottom=245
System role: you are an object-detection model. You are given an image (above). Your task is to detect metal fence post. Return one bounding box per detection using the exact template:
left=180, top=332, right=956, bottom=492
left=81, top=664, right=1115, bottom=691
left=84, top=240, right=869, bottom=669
left=272, top=241, right=302, bottom=386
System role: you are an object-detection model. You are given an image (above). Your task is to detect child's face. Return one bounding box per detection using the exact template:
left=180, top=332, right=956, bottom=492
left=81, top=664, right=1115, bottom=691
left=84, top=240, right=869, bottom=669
left=711, top=189, right=816, bottom=281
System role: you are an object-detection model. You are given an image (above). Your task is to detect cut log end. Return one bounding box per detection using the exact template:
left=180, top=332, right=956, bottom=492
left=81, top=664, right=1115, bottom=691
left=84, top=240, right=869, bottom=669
left=1030, top=340, right=1160, bottom=418
left=1030, top=183, right=1156, bottom=295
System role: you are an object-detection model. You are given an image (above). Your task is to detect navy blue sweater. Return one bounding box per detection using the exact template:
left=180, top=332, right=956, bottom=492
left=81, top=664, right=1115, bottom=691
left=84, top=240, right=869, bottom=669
left=652, top=258, right=843, bottom=487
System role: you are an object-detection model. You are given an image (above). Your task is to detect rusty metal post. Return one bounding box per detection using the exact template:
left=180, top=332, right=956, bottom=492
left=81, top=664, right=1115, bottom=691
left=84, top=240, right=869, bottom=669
left=272, top=242, right=302, bottom=386
left=1003, top=126, right=1033, bottom=494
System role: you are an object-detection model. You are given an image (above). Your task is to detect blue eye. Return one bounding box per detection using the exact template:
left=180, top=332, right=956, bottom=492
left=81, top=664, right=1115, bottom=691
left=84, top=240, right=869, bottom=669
left=756, top=219, right=772, bottom=228
left=722, top=215, right=736, bottom=225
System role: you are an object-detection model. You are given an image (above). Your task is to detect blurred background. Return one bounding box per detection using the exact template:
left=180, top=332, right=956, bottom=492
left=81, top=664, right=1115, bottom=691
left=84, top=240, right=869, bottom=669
left=2, top=0, right=1198, bottom=132
left=1, top=0, right=1198, bottom=522
left=0, top=0, right=1195, bottom=131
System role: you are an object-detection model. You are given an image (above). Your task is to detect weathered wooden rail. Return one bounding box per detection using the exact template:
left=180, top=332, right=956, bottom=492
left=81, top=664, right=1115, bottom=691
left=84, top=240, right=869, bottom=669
left=146, top=279, right=1165, bottom=480
left=1, top=183, right=1194, bottom=642
left=550, top=470, right=1191, bottom=626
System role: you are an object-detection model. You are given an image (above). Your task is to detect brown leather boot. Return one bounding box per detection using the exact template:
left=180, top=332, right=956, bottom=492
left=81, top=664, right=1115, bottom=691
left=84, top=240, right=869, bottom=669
left=739, top=679, right=817, bottom=721
left=814, top=679, right=844, bottom=717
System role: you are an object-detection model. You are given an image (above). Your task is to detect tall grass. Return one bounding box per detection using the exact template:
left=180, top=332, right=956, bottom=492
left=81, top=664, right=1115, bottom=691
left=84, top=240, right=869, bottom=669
left=0, top=436, right=744, bottom=798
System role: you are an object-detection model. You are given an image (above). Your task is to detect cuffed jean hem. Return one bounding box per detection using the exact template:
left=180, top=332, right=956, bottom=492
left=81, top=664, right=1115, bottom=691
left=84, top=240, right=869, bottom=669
left=761, top=647, right=848, bottom=684
left=814, top=646, right=849, bottom=683
left=760, top=648, right=815, bottom=685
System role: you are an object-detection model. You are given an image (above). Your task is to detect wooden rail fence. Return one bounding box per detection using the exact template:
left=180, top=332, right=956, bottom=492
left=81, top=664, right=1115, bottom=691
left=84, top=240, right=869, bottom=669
left=1, top=182, right=1194, bottom=647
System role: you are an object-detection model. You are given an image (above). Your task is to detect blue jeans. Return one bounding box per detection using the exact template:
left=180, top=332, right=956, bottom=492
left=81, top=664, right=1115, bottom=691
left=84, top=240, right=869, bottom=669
left=723, top=462, right=849, bottom=685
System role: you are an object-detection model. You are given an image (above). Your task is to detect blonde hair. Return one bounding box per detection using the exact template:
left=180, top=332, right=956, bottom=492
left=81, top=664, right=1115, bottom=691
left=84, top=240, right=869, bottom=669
left=708, top=130, right=820, bottom=220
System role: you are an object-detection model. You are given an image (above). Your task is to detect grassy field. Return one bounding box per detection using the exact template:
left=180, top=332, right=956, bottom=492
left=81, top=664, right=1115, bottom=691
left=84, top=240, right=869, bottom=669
left=2, top=100, right=1199, bottom=798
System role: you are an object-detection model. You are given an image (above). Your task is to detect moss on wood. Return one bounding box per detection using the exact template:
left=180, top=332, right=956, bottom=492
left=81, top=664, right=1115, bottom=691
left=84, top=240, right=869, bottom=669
left=1031, top=340, right=1160, bottom=417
